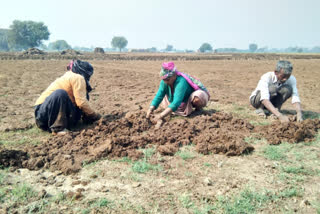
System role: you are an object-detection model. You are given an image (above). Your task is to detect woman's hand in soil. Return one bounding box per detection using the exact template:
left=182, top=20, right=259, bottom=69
left=155, top=119, right=164, bottom=129
left=146, top=106, right=155, bottom=119
left=153, top=114, right=162, bottom=123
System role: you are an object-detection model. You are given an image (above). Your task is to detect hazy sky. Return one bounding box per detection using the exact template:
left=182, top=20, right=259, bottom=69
left=1, top=0, right=319, bottom=50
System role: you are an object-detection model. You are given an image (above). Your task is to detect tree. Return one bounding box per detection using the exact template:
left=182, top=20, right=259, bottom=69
left=249, top=43, right=258, bottom=52
left=311, top=46, right=320, bottom=53
left=165, top=45, right=173, bottom=52
left=148, top=47, right=157, bottom=52
left=7, top=20, right=50, bottom=51
left=0, top=29, right=9, bottom=51
left=48, top=40, right=71, bottom=51
left=111, top=36, right=128, bottom=52
left=199, top=43, right=213, bottom=53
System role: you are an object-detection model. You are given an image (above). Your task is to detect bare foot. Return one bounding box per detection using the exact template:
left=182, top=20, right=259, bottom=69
left=255, top=108, right=266, bottom=119
left=52, top=128, right=69, bottom=136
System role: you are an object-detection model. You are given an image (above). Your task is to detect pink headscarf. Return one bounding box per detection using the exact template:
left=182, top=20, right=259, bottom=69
left=162, top=61, right=175, bottom=71
left=160, top=61, right=176, bottom=79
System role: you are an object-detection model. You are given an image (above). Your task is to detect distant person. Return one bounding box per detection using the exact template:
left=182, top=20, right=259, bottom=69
left=34, top=59, right=101, bottom=135
left=146, top=61, right=210, bottom=128
left=250, top=60, right=303, bottom=123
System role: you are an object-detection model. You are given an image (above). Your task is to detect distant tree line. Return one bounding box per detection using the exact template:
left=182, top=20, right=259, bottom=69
left=0, top=20, right=319, bottom=53
left=215, top=43, right=320, bottom=53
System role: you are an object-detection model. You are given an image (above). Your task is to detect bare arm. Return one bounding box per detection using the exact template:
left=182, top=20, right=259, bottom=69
left=262, top=99, right=289, bottom=122
left=159, top=107, right=173, bottom=119
left=262, top=99, right=281, bottom=117
left=293, top=102, right=303, bottom=122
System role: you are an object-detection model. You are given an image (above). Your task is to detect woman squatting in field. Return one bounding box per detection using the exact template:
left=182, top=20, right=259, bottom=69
left=34, top=60, right=101, bottom=135
left=146, top=61, right=210, bottom=128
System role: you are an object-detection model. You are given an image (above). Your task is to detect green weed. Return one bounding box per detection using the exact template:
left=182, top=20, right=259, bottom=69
left=0, top=171, right=6, bottom=184
left=184, top=171, right=193, bottom=177
left=249, top=120, right=271, bottom=126
left=53, top=192, right=66, bottom=203
left=279, top=186, right=304, bottom=198
left=302, top=111, right=320, bottom=120
left=244, top=135, right=266, bottom=145
left=25, top=199, right=49, bottom=214
left=131, top=160, right=161, bottom=173
left=262, top=143, right=293, bottom=161
left=142, top=147, right=155, bottom=161
left=176, top=145, right=197, bottom=160
left=131, top=147, right=162, bottom=173
left=310, top=200, right=320, bottom=214
left=278, top=172, right=305, bottom=184
left=203, top=163, right=212, bottom=167
left=91, top=198, right=114, bottom=208
left=215, top=188, right=274, bottom=214
left=11, top=183, right=37, bottom=202
left=179, top=194, right=194, bottom=209
left=113, top=156, right=132, bottom=164
left=80, top=209, right=90, bottom=214
left=176, top=150, right=196, bottom=160
left=281, top=165, right=319, bottom=176
left=0, top=186, right=6, bottom=203
left=0, top=126, right=48, bottom=147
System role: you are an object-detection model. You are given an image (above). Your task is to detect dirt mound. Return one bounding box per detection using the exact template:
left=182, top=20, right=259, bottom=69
left=0, top=111, right=254, bottom=174
left=22, top=48, right=45, bottom=55
left=60, top=49, right=82, bottom=55
left=94, top=47, right=104, bottom=53
left=1, top=110, right=319, bottom=174
left=258, top=119, right=320, bottom=145
left=0, top=149, right=28, bottom=168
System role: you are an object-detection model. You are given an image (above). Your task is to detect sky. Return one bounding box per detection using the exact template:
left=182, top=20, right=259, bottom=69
left=1, top=0, right=319, bottom=50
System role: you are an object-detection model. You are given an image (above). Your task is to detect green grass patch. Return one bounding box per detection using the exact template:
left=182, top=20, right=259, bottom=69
left=302, top=111, right=320, bottom=120
left=131, top=160, right=161, bottom=173
left=25, top=199, right=49, bottom=214
left=131, top=147, right=162, bottom=173
left=113, top=156, right=132, bottom=164
left=179, top=194, right=195, bottom=209
left=90, top=198, right=115, bottom=208
left=215, top=188, right=274, bottom=214
left=278, top=172, right=305, bottom=184
left=0, top=171, right=6, bottom=184
left=10, top=183, right=37, bottom=202
left=279, top=186, right=304, bottom=198
left=203, top=162, right=212, bottom=167
left=52, top=192, right=66, bottom=203
left=0, top=126, right=49, bottom=147
left=262, top=143, right=293, bottom=161
left=281, top=165, right=320, bottom=176
left=305, top=131, right=320, bottom=146
left=214, top=102, right=271, bottom=126
left=176, top=145, right=197, bottom=160
left=0, top=187, right=6, bottom=203
left=311, top=200, right=320, bottom=214
left=249, top=120, right=271, bottom=126
left=142, top=147, right=155, bottom=160
left=176, top=150, right=196, bottom=160
left=244, top=135, right=267, bottom=145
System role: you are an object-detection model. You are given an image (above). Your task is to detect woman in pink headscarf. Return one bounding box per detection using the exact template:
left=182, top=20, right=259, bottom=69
left=146, top=61, right=210, bottom=128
